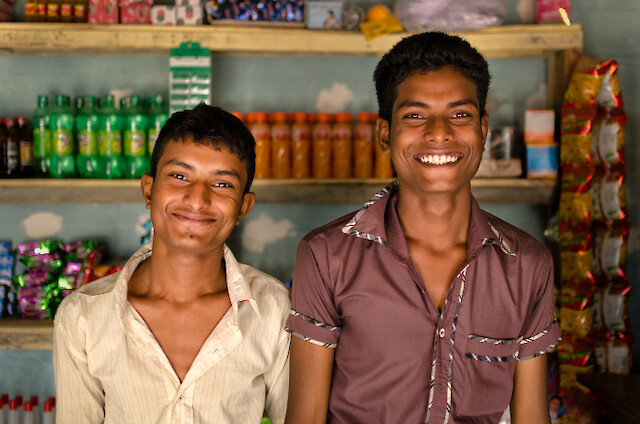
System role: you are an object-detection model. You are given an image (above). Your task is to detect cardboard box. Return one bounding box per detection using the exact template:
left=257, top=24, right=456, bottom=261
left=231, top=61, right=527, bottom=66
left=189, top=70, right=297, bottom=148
left=537, top=0, right=570, bottom=24
left=524, top=109, right=555, bottom=143
left=176, top=4, right=202, bottom=24
left=151, top=4, right=176, bottom=24
left=88, top=0, right=118, bottom=23
left=120, top=2, right=151, bottom=22
left=526, top=143, right=558, bottom=178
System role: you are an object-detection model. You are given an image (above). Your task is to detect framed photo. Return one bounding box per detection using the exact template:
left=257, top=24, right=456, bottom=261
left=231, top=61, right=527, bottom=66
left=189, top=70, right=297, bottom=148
left=306, top=0, right=342, bottom=29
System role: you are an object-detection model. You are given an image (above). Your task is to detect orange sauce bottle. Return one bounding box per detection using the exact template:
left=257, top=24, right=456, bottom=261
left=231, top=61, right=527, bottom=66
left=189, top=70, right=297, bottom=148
left=353, top=111, right=373, bottom=178
left=291, top=112, right=311, bottom=179
left=312, top=113, right=333, bottom=178
left=248, top=111, right=271, bottom=179
left=373, top=113, right=394, bottom=178
left=270, top=111, right=291, bottom=178
left=332, top=112, right=353, bottom=178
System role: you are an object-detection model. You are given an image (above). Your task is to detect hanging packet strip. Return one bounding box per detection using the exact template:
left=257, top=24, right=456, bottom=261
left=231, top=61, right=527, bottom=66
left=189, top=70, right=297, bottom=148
left=170, top=42, right=211, bottom=114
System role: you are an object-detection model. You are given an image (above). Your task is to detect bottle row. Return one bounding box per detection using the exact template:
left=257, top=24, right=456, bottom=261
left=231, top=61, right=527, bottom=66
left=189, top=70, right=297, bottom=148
left=244, top=111, right=394, bottom=179
left=0, top=394, right=56, bottom=424
left=24, top=0, right=88, bottom=22
left=1, top=93, right=170, bottom=180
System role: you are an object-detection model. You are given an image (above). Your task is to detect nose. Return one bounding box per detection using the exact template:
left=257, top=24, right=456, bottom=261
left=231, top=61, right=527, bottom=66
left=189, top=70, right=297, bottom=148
left=425, top=116, right=452, bottom=143
left=184, top=182, right=211, bottom=210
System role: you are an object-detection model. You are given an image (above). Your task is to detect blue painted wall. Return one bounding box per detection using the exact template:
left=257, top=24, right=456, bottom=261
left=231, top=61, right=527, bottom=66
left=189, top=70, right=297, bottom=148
left=1, top=0, right=639, bottom=401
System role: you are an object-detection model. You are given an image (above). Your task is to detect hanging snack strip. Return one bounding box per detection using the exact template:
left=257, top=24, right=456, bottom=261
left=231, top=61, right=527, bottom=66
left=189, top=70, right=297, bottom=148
left=169, top=42, right=211, bottom=115
left=551, top=55, right=632, bottom=422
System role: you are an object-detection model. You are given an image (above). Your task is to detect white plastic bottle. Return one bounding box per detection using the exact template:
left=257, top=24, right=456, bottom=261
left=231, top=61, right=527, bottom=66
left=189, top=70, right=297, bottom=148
left=22, top=401, right=34, bottom=424
left=41, top=401, right=54, bottom=424
left=7, top=400, right=18, bottom=424
left=29, top=397, right=39, bottom=424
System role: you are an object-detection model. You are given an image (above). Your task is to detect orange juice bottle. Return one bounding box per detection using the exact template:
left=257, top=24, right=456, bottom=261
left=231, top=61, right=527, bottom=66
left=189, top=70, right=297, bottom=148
left=373, top=113, right=394, bottom=178
left=291, top=112, right=311, bottom=179
left=248, top=111, right=271, bottom=179
left=332, top=112, right=353, bottom=178
left=270, top=111, right=291, bottom=179
left=312, top=113, right=333, bottom=178
left=353, top=112, right=374, bottom=178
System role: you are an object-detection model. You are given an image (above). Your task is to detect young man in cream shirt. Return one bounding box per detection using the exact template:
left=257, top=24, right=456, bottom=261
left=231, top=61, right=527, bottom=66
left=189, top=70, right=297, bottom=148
left=54, top=104, right=290, bottom=423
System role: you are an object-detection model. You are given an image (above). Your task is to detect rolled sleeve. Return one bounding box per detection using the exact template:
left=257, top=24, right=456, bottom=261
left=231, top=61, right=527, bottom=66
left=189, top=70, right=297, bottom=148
left=285, top=238, right=341, bottom=348
left=518, top=251, right=562, bottom=360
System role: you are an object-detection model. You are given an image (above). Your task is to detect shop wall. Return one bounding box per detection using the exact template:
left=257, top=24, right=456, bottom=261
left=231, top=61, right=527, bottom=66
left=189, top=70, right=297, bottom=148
left=1, top=0, right=639, bottom=400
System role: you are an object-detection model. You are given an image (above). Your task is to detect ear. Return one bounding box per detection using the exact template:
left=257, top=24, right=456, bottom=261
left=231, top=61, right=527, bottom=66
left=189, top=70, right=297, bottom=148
left=236, top=192, right=256, bottom=225
left=141, top=173, right=153, bottom=209
left=375, top=116, right=391, bottom=153
left=481, top=113, right=490, bottom=147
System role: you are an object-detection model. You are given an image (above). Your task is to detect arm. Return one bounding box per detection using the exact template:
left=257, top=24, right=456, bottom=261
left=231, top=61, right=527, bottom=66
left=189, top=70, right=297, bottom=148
left=53, top=309, right=105, bottom=423
left=285, top=336, right=335, bottom=424
left=510, top=354, right=551, bottom=424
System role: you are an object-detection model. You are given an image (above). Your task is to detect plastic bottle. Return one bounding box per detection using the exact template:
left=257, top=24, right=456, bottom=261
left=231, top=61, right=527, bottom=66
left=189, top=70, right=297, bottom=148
left=373, top=113, right=394, bottom=178
left=122, top=95, right=149, bottom=179
left=49, top=94, right=76, bottom=178
left=46, top=0, right=60, bottom=21
left=97, top=94, right=124, bottom=179
left=3, top=118, right=20, bottom=178
left=75, top=96, right=100, bottom=178
left=22, top=401, right=34, bottom=424
left=332, top=112, right=353, bottom=178
left=59, top=0, right=73, bottom=22
left=146, top=95, right=169, bottom=157
left=25, top=0, right=38, bottom=21
left=29, top=396, right=39, bottom=424
left=1, top=394, right=8, bottom=423
left=41, top=401, right=54, bottom=424
left=248, top=111, right=271, bottom=179
left=353, top=111, right=374, bottom=178
left=6, top=400, right=17, bottom=424
left=270, top=111, right=291, bottom=178
left=312, top=113, right=333, bottom=178
left=72, top=0, right=87, bottom=22
left=291, top=112, right=311, bottom=179
left=32, top=95, right=51, bottom=177
left=15, top=117, right=34, bottom=178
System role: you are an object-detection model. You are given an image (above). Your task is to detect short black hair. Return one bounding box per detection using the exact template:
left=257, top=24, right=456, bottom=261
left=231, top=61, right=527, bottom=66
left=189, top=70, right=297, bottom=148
left=373, top=31, right=490, bottom=122
left=150, top=103, right=256, bottom=193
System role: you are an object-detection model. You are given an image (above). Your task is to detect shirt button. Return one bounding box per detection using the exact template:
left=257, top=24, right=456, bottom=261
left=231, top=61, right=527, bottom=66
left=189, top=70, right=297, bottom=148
left=439, top=328, right=446, bottom=338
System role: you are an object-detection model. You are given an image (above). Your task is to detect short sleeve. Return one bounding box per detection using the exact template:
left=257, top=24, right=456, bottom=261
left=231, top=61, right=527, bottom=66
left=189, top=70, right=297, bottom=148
left=518, top=249, right=562, bottom=360
left=285, top=237, right=342, bottom=348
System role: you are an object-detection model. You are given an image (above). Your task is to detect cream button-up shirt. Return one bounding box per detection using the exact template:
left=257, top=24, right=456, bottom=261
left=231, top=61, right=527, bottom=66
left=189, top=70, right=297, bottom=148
left=53, top=242, right=291, bottom=424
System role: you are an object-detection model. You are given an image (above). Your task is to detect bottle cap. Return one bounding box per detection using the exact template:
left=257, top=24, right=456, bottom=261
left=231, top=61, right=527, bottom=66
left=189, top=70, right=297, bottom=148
left=9, top=400, right=17, bottom=410
left=30, top=395, right=39, bottom=406
left=24, top=400, right=33, bottom=412
left=43, top=401, right=52, bottom=412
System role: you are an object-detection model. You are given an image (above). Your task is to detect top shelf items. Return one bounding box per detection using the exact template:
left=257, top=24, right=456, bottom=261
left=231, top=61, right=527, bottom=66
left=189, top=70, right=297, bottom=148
left=0, top=22, right=582, bottom=56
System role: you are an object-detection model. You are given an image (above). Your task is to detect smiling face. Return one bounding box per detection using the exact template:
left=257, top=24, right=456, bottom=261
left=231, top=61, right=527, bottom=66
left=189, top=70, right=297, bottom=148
left=141, top=139, right=255, bottom=258
left=377, top=67, right=489, bottom=197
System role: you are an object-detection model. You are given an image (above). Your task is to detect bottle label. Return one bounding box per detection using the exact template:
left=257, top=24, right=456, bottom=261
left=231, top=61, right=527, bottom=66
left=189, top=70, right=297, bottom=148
left=124, top=131, right=147, bottom=156
left=99, top=131, right=123, bottom=156
left=33, top=128, right=50, bottom=158
left=20, top=141, right=33, bottom=167
left=148, top=129, right=159, bottom=153
left=77, top=131, right=98, bottom=155
left=47, top=3, right=59, bottom=15
left=7, top=143, right=19, bottom=171
left=25, top=3, right=36, bottom=16
left=37, top=3, right=46, bottom=15
left=73, top=3, right=86, bottom=18
left=60, top=3, right=72, bottom=16
left=52, top=130, right=73, bottom=155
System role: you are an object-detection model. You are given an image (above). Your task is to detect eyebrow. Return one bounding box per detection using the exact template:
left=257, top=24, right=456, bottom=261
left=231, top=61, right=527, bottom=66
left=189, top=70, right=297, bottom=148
left=164, top=159, right=242, bottom=179
left=396, top=98, right=479, bottom=110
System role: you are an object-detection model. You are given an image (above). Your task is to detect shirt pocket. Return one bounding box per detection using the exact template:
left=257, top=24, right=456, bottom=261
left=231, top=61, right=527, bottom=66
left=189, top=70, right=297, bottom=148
left=457, top=334, right=520, bottom=418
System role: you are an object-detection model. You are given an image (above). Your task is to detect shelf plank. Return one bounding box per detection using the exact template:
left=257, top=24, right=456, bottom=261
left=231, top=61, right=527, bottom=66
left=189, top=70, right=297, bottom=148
left=0, top=23, right=582, bottom=57
left=0, top=318, right=54, bottom=350
left=0, top=178, right=557, bottom=204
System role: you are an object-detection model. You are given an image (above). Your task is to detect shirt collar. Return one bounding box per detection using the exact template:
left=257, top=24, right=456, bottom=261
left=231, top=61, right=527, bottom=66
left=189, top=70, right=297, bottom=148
left=113, top=241, right=262, bottom=322
left=341, top=180, right=516, bottom=257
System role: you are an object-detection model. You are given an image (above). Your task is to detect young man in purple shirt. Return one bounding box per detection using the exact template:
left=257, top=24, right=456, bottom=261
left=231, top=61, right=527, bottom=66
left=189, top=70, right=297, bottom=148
left=284, top=32, right=561, bottom=423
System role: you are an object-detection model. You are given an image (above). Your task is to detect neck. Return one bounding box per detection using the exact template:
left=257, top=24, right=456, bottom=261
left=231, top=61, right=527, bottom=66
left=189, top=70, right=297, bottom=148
left=131, top=242, right=228, bottom=303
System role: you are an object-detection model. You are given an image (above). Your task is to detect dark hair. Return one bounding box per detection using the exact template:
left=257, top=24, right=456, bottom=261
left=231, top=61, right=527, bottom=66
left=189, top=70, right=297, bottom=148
left=373, top=31, right=490, bottom=122
left=150, top=103, right=256, bottom=193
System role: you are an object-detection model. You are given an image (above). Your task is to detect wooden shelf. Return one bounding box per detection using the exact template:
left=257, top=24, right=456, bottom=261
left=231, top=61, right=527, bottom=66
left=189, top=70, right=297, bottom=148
left=0, top=318, right=53, bottom=350
left=0, top=178, right=557, bottom=204
left=0, top=23, right=582, bottom=57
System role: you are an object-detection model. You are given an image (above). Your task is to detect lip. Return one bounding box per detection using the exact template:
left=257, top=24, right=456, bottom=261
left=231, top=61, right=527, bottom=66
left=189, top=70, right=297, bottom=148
left=413, top=151, right=464, bottom=165
left=171, top=210, right=216, bottom=225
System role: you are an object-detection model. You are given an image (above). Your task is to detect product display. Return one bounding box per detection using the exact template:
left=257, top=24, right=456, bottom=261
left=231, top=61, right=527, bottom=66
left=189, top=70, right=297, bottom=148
left=0, top=394, right=56, bottom=424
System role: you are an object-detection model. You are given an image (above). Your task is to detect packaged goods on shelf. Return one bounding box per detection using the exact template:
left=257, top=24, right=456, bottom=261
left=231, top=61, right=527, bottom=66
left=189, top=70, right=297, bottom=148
left=476, top=126, right=523, bottom=178
left=0, top=394, right=56, bottom=424
left=89, top=0, right=118, bottom=23
left=176, top=3, right=202, bottom=24
left=119, top=0, right=152, bottom=23
left=169, top=43, right=211, bottom=114
left=537, top=0, right=570, bottom=24
left=151, top=4, right=176, bottom=23
left=204, top=0, right=304, bottom=24
left=547, top=54, right=632, bottom=423
left=0, top=241, right=15, bottom=319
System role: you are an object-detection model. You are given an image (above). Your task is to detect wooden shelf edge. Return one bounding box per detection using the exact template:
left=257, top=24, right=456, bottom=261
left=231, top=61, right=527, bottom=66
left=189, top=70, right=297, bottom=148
left=0, top=318, right=54, bottom=350
left=0, top=178, right=558, bottom=204
left=0, top=23, right=582, bottom=57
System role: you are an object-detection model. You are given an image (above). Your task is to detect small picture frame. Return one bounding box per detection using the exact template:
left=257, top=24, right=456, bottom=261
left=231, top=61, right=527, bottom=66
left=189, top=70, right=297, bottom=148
left=306, top=0, right=342, bottom=29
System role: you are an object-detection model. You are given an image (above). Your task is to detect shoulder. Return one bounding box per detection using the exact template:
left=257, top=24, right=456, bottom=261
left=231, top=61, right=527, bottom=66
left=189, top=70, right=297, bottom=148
left=482, top=209, right=552, bottom=262
left=54, top=272, right=119, bottom=326
left=301, top=210, right=357, bottom=247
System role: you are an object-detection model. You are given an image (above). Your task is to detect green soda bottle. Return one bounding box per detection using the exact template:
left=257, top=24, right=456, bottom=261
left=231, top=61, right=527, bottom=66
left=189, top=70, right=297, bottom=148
left=49, top=94, right=76, bottom=178
left=75, top=95, right=100, bottom=178
left=123, top=95, right=149, bottom=179
left=32, top=94, right=50, bottom=177
left=98, top=94, right=125, bottom=179
left=146, top=94, right=169, bottom=157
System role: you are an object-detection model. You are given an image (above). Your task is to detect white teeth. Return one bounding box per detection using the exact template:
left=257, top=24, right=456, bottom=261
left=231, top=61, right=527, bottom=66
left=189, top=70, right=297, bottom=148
left=419, top=154, right=460, bottom=165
